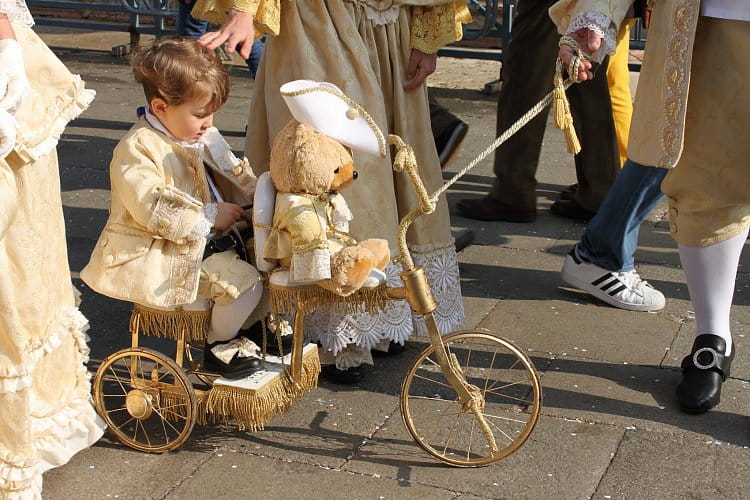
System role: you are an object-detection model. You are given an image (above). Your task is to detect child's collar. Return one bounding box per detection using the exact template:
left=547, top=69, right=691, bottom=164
left=143, top=106, right=205, bottom=154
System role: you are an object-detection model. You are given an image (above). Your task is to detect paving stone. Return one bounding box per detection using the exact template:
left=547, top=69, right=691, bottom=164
left=479, top=297, right=679, bottom=366
left=182, top=387, right=401, bottom=470
left=592, top=429, right=750, bottom=499
left=343, top=415, right=624, bottom=500
left=540, top=356, right=750, bottom=447
left=169, top=451, right=457, bottom=500
left=44, top=439, right=209, bottom=500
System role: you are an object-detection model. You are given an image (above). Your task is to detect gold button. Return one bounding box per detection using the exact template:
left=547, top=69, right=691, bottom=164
left=233, top=166, right=243, bottom=176
left=179, top=246, right=189, bottom=255
left=159, top=217, right=170, bottom=226
left=175, top=278, right=186, bottom=287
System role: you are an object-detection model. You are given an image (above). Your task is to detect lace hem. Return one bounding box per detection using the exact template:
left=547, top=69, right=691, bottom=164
left=0, top=396, right=104, bottom=498
left=195, top=203, right=216, bottom=239
left=0, top=0, right=33, bottom=27
left=565, top=12, right=617, bottom=63
left=306, top=240, right=464, bottom=362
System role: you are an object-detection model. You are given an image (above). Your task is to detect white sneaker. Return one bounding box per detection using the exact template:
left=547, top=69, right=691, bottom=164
left=561, top=249, right=665, bottom=312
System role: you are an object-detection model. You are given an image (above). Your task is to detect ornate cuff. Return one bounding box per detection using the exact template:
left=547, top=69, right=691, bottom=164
left=565, top=12, right=617, bottom=63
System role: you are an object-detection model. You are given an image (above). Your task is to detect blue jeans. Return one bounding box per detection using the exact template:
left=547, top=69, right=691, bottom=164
left=577, top=159, right=667, bottom=272
left=176, top=0, right=264, bottom=77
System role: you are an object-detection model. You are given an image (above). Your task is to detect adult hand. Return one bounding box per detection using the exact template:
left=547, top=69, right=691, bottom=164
left=0, top=108, right=16, bottom=159
left=198, top=10, right=256, bottom=61
left=403, top=49, right=437, bottom=91
left=0, top=39, right=29, bottom=113
left=558, top=28, right=601, bottom=82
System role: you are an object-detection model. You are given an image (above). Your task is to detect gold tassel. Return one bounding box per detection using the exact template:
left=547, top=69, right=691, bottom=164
left=130, top=305, right=210, bottom=343
left=201, top=348, right=320, bottom=431
left=551, top=59, right=582, bottom=155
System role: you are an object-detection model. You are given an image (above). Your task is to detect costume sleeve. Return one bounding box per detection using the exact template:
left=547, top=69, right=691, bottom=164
left=549, top=0, right=631, bottom=59
left=410, top=0, right=472, bottom=54
left=0, top=160, right=18, bottom=239
left=111, top=136, right=203, bottom=243
left=192, top=0, right=280, bottom=37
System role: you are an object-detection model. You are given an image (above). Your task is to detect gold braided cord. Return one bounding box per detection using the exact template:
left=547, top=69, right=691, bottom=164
left=280, top=85, right=387, bottom=158
left=429, top=78, right=573, bottom=204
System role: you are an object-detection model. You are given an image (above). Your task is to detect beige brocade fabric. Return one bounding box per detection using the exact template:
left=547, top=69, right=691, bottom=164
left=246, top=0, right=464, bottom=364
left=0, top=26, right=104, bottom=499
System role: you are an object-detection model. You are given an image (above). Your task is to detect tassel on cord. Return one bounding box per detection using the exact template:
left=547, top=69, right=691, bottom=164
left=551, top=35, right=587, bottom=155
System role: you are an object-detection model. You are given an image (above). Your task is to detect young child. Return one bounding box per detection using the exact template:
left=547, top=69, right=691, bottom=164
left=81, top=37, right=263, bottom=379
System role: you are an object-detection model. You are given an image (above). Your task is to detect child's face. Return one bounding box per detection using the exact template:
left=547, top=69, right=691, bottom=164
left=153, top=93, right=215, bottom=144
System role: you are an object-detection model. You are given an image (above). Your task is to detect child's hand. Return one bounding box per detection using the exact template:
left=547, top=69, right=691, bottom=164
left=213, top=202, right=244, bottom=231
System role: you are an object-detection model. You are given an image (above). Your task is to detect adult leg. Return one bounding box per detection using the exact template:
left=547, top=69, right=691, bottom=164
left=560, top=160, right=667, bottom=311
left=176, top=0, right=209, bottom=38
left=456, top=0, right=558, bottom=221
left=661, top=18, right=750, bottom=413
left=607, top=19, right=635, bottom=168
left=428, top=90, right=469, bottom=168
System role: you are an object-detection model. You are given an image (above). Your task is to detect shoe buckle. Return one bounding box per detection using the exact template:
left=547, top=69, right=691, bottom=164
left=693, top=347, right=719, bottom=370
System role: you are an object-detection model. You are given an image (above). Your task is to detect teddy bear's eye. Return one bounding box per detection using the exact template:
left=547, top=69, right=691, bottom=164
left=334, top=167, right=340, bottom=174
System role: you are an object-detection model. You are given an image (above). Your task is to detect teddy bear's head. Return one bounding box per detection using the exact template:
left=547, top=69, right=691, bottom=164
left=269, top=119, right=358, bottom=195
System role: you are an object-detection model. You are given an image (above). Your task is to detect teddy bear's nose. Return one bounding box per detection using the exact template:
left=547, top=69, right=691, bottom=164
left=352, top=170, right=359, bottom=179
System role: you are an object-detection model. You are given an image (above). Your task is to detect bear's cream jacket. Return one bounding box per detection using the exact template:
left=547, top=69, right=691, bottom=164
left=81, top=120, right=257, bottom=307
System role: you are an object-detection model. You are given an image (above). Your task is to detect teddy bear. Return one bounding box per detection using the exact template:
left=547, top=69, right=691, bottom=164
left=261, top=118, right=390, bottom=296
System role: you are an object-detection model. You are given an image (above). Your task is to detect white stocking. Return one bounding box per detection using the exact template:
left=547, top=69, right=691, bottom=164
left=207, top=281, right=263, bottom=344
left=678, top=228, right=749, bottom=356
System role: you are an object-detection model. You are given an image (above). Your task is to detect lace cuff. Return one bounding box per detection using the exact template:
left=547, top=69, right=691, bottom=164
left=565, top=12, right=617, bottom=63
left=194, top=203, right=217, bottom=239
left=0, top=0, right=34, bottom=27
left=192, top=0, right=280, bottom=36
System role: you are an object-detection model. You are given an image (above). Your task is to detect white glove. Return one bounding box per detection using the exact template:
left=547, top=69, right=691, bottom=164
left=0, top=108, right=16, bottom=159
left=0, top=39, right=29, bottom=114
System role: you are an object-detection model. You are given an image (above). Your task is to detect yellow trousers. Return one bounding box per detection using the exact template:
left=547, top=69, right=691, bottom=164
left=606, top=19, right=635, bottom=168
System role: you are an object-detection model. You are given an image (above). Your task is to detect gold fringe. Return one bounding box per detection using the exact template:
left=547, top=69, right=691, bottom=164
left=201, top=348, right=320, bottom=431
left=268, top=283, right=390, bottom=316
left=130, top=304, right=210, bottom=343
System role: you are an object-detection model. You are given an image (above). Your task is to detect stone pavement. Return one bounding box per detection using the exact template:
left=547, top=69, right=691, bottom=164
left=36, top=28, right=750, bottom=500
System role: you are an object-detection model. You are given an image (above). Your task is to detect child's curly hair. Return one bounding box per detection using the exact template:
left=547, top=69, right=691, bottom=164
left=131, top=36, right=229, bottom=113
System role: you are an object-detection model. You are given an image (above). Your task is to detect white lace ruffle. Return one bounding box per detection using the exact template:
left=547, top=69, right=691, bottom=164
left=347, top=0, right=401, bottom=25
left=0, top=0, right=33, bottom=27
left=292, top=248, right=331, bottom=283
left=565, top=12, right=617, bottom=63
left=0, top=307, right=105, bottom=498
left=195, top=203, right=216, bottom=239
left=306, top=240, right=465, bottom=367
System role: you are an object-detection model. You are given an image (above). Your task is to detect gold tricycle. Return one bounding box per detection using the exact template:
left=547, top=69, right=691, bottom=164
left=92, top=134, right=541, bottom=467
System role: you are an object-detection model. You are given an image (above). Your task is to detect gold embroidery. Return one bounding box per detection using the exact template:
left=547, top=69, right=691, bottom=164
left=659, top=0, right=698, bottom=167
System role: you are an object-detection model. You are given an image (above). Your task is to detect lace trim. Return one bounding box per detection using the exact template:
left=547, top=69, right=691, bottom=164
left=565, top=12, right=617, bottom=63
left=13, top=76, right=94, bottom=166
left=411, top=1, right=469, bottom=54
left=291, top=248, right=331, bottom=283
left=195, top=203, right=217, bottom=239
left=146, top=184, right=203, bottom=241
left=349, top=0, right=401, bottom=26
left=305, top=240, right=464, bottom=362
left=0, top=0, right=33, bottom=27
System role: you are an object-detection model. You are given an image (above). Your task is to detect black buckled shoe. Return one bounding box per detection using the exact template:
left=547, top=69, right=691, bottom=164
left=203, top=338, right=262, bottom=379
left=676, top=334, right=734, bottom=414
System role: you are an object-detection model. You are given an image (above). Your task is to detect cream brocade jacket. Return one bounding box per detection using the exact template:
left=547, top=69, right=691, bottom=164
left=192, top=0, right=472, bottom=53
left=549, top=0, right=703, bottom=169
left=81, top=122, right=257, bottom=308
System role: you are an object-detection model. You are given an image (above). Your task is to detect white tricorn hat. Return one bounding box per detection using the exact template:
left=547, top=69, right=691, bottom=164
left=279, top=80, right=386, bottom=158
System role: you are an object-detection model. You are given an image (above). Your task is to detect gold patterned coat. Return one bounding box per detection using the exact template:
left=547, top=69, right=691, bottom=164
left=81, top=121, right=257, bottom=308
left=550, top=0, right=701, bottom=168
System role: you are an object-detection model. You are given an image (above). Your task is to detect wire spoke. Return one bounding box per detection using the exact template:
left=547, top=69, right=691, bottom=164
left=107, top=366, right=129, bottom=395
left=441, top=411, right=463, bottom=457
left=485, top=359, right=521, bottom=392
left=485, top=417, right=515, bottom=444
left=152, top=407, right=186, bottom=436
left=136, top=419, right=152, bottom=447
left=483, top=388, right=533, bottom=405
left=483, top=413, right=528, bottom=424
left=412, top=373, right=456, bottom=391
